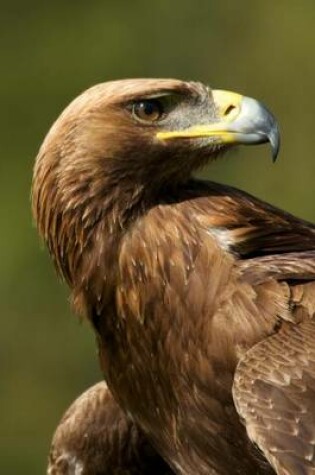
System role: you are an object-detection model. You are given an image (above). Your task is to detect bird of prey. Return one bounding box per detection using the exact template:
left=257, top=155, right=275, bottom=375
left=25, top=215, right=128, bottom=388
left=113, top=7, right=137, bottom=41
left=32, top=79, right=315, bottom=475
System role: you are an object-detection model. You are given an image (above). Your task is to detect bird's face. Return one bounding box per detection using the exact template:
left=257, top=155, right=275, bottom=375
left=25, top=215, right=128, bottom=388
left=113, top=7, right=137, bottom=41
left=35, top=79, right=279, bottom=193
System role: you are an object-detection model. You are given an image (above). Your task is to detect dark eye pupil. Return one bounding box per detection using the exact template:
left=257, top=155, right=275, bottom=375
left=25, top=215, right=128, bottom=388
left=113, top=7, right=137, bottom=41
left=142, top=102, right=155, bottom=116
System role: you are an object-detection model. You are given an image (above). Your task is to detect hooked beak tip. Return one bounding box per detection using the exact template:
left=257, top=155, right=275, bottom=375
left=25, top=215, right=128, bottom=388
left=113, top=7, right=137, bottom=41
left=269, top=124, right=280, bottom=162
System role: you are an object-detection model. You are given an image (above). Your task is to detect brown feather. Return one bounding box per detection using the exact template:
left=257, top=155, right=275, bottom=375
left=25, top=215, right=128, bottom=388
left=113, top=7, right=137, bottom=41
left=233, top=318, right=315, bottom=475
left=48, top=382, right=173, bottom=475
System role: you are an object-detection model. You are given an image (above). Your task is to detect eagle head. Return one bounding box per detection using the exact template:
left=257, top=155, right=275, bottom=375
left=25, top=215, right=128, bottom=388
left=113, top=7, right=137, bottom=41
left=32, top=78, right=279, bottom=285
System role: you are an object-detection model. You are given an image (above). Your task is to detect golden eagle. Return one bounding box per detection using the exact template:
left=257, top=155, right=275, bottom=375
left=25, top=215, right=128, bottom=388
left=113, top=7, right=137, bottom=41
left=33, top=79, right=315, bottom=474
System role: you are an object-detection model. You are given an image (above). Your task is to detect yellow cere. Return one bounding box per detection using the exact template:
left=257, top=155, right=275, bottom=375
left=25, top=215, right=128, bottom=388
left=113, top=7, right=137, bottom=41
left=212, top=90, right=243, bottom=122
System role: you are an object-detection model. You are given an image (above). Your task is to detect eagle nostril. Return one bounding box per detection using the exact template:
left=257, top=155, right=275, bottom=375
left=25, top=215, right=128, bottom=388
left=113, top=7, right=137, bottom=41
left=224, top=104, right=237, bottom=116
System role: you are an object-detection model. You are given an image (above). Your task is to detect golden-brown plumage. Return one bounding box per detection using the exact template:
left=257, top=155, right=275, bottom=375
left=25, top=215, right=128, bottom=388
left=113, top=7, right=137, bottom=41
left=32, top=79, right=315, bottom=474
left=48, top=382, right=173, bottom=475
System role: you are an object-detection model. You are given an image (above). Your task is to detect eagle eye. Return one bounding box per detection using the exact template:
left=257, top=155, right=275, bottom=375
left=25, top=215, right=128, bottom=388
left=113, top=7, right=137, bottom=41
left=132, top=100, right=163, bottom=123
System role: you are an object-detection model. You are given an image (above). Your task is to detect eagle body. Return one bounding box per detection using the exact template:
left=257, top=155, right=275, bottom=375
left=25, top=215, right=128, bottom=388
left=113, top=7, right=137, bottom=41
left=33, top=79, right=315, bottom=474
left=95, top=181, right=315, bottom=475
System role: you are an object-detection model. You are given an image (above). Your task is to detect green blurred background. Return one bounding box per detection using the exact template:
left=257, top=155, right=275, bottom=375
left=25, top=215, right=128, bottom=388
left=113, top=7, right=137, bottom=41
left=1, top=1, right=315, bottom=473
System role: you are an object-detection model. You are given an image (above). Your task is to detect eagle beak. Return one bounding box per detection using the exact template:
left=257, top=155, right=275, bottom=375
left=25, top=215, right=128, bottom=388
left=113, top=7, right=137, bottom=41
left=156, top=90, right=280, bottom=161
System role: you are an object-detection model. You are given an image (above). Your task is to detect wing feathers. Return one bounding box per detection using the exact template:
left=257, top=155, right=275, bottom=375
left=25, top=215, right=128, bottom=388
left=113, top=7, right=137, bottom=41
left=233, top=320, right=315, bottom=475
